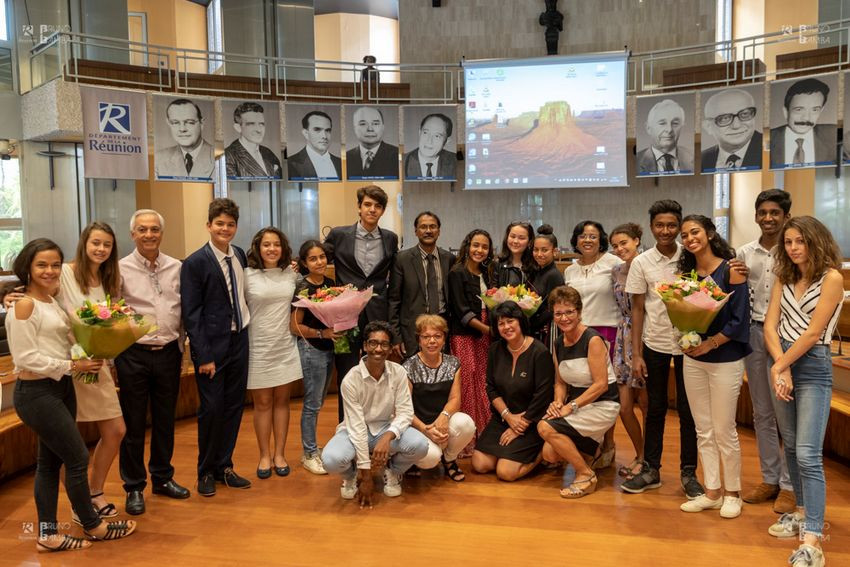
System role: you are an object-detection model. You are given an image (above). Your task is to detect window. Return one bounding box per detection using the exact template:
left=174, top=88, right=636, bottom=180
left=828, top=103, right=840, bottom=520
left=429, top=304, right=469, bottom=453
left=207, top=0, right=224, bottom=74
left=0, top=158, right=23, bottom=270
left=0, top=0, right=7, bottom=42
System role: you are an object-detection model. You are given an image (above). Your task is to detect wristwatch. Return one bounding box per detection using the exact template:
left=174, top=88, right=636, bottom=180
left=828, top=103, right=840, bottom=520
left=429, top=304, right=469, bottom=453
left=569, top=401, right=579, bottom=414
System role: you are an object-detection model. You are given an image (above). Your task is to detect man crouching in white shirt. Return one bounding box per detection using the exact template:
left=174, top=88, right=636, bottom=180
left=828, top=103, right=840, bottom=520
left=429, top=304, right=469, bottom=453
left=321, top=321, right=429, bottom=508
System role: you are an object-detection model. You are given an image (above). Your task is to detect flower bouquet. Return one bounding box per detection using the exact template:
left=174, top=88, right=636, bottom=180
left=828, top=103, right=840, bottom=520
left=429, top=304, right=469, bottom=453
left=655, top=270, right=732, bottom=349
left=70, top=297, right=157, bottom=383
left=481, top=284, right=543, bottom=317
left=292, top=284, right=374, bottom=354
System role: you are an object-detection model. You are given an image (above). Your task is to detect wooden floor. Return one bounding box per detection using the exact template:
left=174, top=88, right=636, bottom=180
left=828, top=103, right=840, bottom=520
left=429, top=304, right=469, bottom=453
left=1, top=400, right=849, bottom=566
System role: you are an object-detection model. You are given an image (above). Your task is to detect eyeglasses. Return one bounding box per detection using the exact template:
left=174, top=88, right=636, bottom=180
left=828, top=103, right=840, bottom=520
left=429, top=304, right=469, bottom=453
left=420, top=334, right=444, bottom=342
left=708, top=107, right=756, bottom=127
left=553, top=309, right=579, bottom=318
left=149, top=272, right=162, bottom=295
left=365, top=340, right=391, bottom=350
left=577, top=234, right=599, bottom=241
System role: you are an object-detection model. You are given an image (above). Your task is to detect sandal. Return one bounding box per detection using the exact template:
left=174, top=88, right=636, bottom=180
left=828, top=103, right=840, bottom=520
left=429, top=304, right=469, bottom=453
left=442, top=457, right=466, bottom=482
left=559, top=473, right=598, bottom=499
left=84, top=520, right=137, bottom=541
left=618, top=458, right=645, bottom=479
left=90, top=492, right=119, bottom=518
left=36, top=534, right=91, bottom=553
left=590, top=446, right=616, bottom=470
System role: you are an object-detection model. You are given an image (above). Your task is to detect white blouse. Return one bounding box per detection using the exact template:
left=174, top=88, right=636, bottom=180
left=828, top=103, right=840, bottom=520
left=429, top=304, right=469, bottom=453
left=6, top=296, right=73, bottom=380
left=563, top=253, right=623, bottom=327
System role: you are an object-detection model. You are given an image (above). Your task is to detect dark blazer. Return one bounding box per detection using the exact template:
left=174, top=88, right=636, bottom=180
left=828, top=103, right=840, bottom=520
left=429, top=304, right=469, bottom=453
left=345, top=142, right=400, bottom=179
left=181, top=243, right=248, bottom=368
left=287, top=146, right=342, bottom=180
left=636, top=145, right=694, bottom=174
left=225, top=139, right=282, bottom=179
left=403, top=149, right=457, bottom=180
left=701, top=130, right=763, bottom=172
left=324, top=223, right=399, bottom=325
left=447, top=264, right=491, bottom=337
left=388, top=245, right=456, bottom=354
left=155, top=140, right=216, bottom=179
left=769, top=124, right=837, bottom=168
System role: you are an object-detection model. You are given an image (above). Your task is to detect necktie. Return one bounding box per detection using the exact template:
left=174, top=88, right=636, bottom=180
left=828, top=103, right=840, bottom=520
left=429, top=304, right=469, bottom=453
left=426, top=162, right=434, bottom=177
left=426, top=254, right=440, bottom=314
left=793, top=138, right=805, bottom=165
left=364, top=150, right=374, bottom=170
left=184, top=153, right=194, bottom=175
left=661, top=154, right=674, bottom=172
left=224, top=256, right=243, bottom=331
left=725, top=154, right=740, bottom=169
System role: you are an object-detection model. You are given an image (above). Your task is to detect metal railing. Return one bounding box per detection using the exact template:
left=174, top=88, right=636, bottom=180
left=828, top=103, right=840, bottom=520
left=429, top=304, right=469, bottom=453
left=25, top=20, right=850, bottom=100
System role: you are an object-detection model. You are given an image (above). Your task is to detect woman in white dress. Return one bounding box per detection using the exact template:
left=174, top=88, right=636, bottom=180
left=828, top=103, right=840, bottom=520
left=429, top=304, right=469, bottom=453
left=57, top=222, right=126, bottom=520
left=245, top=227, right=302, bottom=479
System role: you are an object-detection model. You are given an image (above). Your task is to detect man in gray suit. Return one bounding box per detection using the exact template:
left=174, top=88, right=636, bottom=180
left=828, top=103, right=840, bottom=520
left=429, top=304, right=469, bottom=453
left=155, top=99, right=215, bottom=180
left=636, top=99, right=694, bottom=175
left=403, top=114, right=457, bottom=180
left=769, top=77, right=837, bottom=168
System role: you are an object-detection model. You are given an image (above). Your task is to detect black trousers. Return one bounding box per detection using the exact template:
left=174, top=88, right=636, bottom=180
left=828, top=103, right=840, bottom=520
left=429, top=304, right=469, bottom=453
left=334, top=348, right=361, bottom=423
left=642, top=345, right=699, bottom=472
left=116, top=340, right=182, bottom=492
left=14, top=376, right=100, bottom=536
left=194, top=330, right=249, bottom=478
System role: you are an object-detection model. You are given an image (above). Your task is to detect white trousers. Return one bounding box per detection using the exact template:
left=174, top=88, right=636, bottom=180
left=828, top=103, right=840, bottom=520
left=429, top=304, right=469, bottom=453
left=417, top=412, right=476, bottom=469
left=683, top=356, right=744, bottom=492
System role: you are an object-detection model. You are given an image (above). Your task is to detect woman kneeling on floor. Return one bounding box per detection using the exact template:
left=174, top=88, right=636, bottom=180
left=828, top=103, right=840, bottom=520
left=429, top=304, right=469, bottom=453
left=538, top=285, right=621, bottom=498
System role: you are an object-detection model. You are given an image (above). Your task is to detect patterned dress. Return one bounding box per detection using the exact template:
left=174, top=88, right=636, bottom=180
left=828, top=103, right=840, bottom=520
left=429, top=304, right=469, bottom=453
left=612, top=262, right=644, bottom=388
left=451, top=308, right=492, bottom=447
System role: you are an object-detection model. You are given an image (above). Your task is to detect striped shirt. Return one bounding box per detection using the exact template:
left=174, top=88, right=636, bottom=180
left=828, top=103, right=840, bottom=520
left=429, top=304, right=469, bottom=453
left=778, top=273, right=841, bottom=344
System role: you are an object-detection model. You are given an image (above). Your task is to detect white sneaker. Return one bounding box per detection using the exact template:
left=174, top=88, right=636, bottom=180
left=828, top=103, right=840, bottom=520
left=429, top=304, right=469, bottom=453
left=789, top=544, right=825, bottom=567
left=382, top=468, right=402, bottom=497
left=720, top=496, right=742, bottom=519
left=340, top=478, right=357, bottom=500
left=769, top=511, right=804, bottom=538
left=680, top=494, right=722, bottom=513
left=301, top=453, right=327, bottom=475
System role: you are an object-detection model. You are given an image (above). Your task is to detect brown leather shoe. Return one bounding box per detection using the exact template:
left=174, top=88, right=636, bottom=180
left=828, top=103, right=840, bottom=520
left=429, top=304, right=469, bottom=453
left=742, top=482, right=780, bottom=503
left=773, top=489, right=796, bottom=514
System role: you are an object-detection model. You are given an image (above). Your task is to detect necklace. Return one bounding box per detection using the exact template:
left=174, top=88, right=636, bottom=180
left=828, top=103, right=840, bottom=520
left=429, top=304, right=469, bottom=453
left=579, top=255, right=600, bottom=277
left=507, top=337, right=528, bottom=353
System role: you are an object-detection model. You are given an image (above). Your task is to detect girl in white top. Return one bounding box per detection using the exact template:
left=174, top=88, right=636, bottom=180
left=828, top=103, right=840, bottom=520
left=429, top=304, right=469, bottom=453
left=562, top=220, right=622, bottom=468
left=7, top=238, right=135, bottom=551
left=56, top=222, right=126, bottom=520
left=244, top=227, right=302, bottom=478
left=763, top=216, right=844, bottom=567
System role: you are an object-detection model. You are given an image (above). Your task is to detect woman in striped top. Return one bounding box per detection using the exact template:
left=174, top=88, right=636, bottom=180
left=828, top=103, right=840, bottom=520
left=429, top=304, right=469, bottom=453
left=764, top=216, right=844, bottom=567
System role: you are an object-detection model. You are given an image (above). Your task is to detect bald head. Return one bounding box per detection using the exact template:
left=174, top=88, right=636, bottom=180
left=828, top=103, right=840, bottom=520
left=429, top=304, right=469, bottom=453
left=703, top=89, right=757, bottom=153
left=646, top=99, right=685, bottom=152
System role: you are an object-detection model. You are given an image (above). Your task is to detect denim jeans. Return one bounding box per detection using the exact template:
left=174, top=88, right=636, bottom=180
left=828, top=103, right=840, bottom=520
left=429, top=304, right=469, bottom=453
left=14, top=377, right=100, bottom=536
left=322, top=424, right=429, bottom=480
left=773, top=340, right=832, bottom=538
left=297, top=338, right=334, bottom=456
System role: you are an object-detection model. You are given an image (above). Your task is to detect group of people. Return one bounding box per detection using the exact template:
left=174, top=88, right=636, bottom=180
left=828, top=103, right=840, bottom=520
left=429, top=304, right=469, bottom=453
left=6, top=185, right=844, bottom=567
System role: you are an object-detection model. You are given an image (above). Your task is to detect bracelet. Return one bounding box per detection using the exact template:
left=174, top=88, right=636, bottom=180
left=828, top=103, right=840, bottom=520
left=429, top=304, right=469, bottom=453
left=440, top=410, right=451, bottom=418
left=569, top=400, right=579, bottom=414
left=709, top=336, right=719, bottom=349
left=318, top=329, right=324, bottom=339
left=500, top=408, right=509, bottom=419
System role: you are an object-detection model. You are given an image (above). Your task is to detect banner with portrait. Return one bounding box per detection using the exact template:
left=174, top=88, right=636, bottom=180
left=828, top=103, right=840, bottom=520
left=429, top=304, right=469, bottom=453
left=401, top=105, right=458, bottom=181
left=343, top=104, right=400, bottom=181
left=635, top=93, right=696, bottom=177
left=284, top=103, right=343, bottom=182
left=221, top=99, right=283, bottom=181
left=80, top=86, right=149, bottom=180
left=699, top=83, right=764, bottom=174
left=770, top=73, right=838, bottom=170
left=152, top=95, right=216, bottom=182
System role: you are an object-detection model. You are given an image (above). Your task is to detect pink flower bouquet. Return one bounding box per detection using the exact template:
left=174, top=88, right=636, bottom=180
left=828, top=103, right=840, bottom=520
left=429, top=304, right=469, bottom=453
left=71, top=297, right=157, bottom=383
left=292, top=284, right=374, bottom=353
left=481, top=284, right=543, bottom=317
left=655, top=270, right=732, bottom=348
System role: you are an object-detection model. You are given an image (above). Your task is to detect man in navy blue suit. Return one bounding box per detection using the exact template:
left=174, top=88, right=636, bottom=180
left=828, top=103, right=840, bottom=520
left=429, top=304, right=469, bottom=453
left=181, top=198, right=252, bottom=496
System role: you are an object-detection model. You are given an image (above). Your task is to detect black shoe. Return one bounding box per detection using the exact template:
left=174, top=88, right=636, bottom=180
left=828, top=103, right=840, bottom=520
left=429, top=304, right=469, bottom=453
left=620, top=463, right=662, bottom=494
left=257, top=467, right=272, bottom=479
left=197, top=473, right=216, bottom=497
left=273, top=464, right=290, bottom=477
left=152, top=479, right=191, bottom=499
left=220, top=468, right=252, bottom=489
left=681, top=467, right=705, bottom=500
left=125, top=490, right=145, bottom=515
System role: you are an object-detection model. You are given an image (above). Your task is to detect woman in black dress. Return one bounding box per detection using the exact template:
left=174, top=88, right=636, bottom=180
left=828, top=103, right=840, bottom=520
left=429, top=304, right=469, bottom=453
left=472, top=302, right=554, bottom=481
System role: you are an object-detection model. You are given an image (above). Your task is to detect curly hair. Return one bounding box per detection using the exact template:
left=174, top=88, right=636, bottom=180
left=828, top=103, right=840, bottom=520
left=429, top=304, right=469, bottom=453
left=774, top=216, right=842, bottom=285
left=455, top=228, right=494, bottom=269
left=247, top=226, right=292, bottom=270
left=677, top=215, right=735, bottom=274
left=610, top=222, right=643, bottom=242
